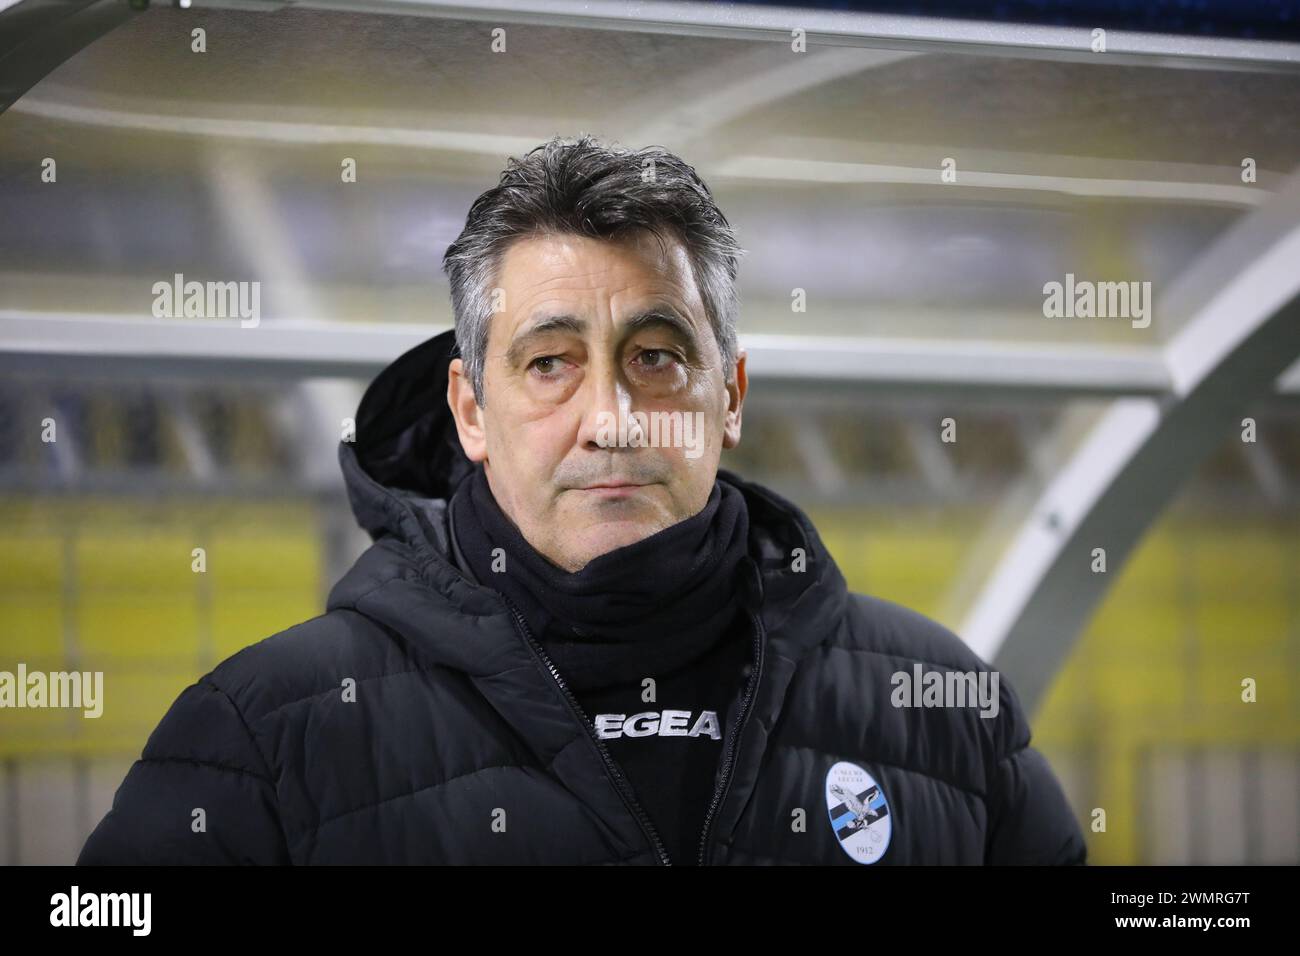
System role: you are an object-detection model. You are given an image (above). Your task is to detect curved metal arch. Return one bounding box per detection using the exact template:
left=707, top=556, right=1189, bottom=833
left=960, top=168, right=1300, bottom=713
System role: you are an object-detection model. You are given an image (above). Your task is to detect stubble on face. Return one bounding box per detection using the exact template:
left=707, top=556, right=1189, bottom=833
left=474, top=231, right=738, bottom=572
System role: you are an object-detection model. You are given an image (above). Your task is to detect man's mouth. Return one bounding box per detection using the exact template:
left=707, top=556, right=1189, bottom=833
left=574, top=481, right=651, bottom=497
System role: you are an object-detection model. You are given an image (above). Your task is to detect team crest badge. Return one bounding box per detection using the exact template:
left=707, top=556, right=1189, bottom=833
left=825, top=761, right=892, bottom=863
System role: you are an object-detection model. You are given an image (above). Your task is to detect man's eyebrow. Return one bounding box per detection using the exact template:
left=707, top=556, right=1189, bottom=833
left=622, top=308, right=699, bottom=349
left=504, top=314, right=586, bottom=368
left=503, top=306, right=700, bottom=368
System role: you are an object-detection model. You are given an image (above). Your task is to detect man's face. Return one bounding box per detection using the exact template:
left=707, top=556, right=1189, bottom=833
left=447, top=230, right=746, bottom=572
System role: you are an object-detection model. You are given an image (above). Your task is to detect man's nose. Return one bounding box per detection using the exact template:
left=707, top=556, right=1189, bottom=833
left=575, top=357, right=636, bottom=452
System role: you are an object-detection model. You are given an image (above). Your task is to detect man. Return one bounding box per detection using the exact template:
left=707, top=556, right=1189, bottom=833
left=78, top=135, right=1086, bottom=865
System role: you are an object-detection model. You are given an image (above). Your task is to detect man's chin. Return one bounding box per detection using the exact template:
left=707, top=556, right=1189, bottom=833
left=560, top=515, right=672, bottom=570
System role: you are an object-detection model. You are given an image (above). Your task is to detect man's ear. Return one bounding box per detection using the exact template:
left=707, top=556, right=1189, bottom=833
left=447, top=357, right=488, bottom=462
left=721, top=348, right=747, bottom=450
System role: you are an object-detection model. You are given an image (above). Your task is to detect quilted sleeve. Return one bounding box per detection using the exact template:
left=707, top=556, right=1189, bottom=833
left=981, top=668, right=1087, bottom=865
left=984, top=743, right=1088, bottom=865
left=77, top=676, right=291, bottom=865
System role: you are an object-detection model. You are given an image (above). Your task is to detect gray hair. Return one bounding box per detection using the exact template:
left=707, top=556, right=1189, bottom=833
left=441, top=134, right=745, bottom=406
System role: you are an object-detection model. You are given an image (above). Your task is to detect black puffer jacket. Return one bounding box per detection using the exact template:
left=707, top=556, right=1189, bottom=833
left=78, top=330, right=1087, bottom=866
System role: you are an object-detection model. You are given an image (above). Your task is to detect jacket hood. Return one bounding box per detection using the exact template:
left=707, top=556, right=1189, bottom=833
left=342, top=328, right=474, bottom=536
left=329, top=329, right=846, bottom=630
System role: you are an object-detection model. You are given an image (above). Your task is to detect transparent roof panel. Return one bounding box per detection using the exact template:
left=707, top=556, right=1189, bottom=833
left=1, top=4, right=1297, bottom=349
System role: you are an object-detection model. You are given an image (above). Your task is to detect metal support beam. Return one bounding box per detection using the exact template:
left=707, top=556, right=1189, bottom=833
left=263, top=0, right=1300, bottom=72
left=0, top=311, right=1185, bottom=397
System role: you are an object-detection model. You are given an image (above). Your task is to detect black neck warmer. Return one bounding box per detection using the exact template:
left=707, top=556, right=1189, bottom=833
left=448, top=463, right=752, bottom=693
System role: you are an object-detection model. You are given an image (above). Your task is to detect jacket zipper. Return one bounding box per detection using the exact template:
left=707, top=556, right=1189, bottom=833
left=501, top=597, right=673, bottom=866
left=696, top=604, right=766, bottom=865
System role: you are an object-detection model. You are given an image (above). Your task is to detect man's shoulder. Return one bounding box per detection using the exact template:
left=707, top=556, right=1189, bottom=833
left=834, top=590, right=1033, bottom=759
left=198, top=607, right=417, bottom=727
left=839, top=590, right=991, bottom=674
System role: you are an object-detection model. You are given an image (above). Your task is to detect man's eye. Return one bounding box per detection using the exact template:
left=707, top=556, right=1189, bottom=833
left=635, top=349, right=680, bottom=371
left=529, top=355, right=565, bottom=377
